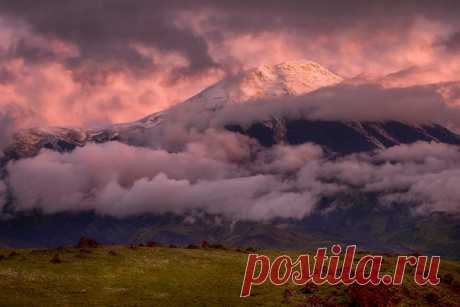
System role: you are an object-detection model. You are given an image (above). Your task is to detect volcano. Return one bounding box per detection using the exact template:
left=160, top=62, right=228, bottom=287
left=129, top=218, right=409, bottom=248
left=1, top=61, right=460, bottom=256
left=3, top=60, right=459, bottom=161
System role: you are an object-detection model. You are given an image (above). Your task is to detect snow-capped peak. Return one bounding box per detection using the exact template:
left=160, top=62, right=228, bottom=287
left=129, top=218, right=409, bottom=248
left=133, top=60, right=343, bottom=127
left=4, top=60, right=460, bottom=162
left=181, top=60, right=343, bottom=110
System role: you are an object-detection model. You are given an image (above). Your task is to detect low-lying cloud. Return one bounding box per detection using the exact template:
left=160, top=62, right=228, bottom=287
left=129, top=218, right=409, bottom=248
left=0, top=107, right=22, bottom=150
left=3, top=131, right=460, bottom=220
left=159, top=82, right=460, bottom=132
left=4, top=137, right=333, bottom=220
left=0, top=180, right=6, bottom=209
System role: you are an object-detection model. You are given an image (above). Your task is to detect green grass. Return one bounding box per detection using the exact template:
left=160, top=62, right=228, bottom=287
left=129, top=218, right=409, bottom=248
left=0, top=246, right=459, bottom=306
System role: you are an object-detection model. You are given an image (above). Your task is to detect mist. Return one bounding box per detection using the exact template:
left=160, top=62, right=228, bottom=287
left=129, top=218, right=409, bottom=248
left=3, top=130, right=460, bottom=220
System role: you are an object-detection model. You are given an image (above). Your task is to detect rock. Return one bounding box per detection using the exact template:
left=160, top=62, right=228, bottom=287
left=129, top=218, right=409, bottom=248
left=443, top=273, right=454, bottom=285
left=348, top=284, right=400, bottom=307
left=77, top=237, right=98, bottom=248
left=8, top=251, right=19, bottom=258
left=306, top=295, right=327, bottom=307
left=282, top=288, right=295, bottom=304
left=50, top=254, right=62, bottom=264
left=302, top=283, right=318, bottom=294
left=400, top=285, right=415, bottom=300
left=209, top=244, right=226, bottom=250
left=424, top=291, right=439, bottom=305
left=200, top=240, right=209, bottom=249
left=29, top=249, right=50, bottom=255
left=284, top=289, right=295, bottom=297
left=452, top=278, right=460, bottom=290
left=325, top=296, right=338, bottom=307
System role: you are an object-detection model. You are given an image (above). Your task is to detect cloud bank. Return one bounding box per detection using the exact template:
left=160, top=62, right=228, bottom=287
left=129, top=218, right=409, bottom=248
left=156, top=82, right=460, bottom=133
left=4, top=135, right=460, bottom=220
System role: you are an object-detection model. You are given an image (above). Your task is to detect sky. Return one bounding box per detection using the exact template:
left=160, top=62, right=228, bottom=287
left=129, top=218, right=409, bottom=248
left=1, top=0, right=460, bottom=131
left=2, top=1, right=460, bottom=220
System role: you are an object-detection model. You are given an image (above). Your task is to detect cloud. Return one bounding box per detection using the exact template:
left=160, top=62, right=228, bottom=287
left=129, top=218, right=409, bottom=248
left=0, top=12, right=225, bottom=130
left=196, top=3, right=460, bottom=81
left=320, top=142, right=460, bottom=213
left=209, top=83, right=460, bottom=131
left=5, top=128, right=460, bottom=220
left=0, top=112, right=14, bottom=149
left=0, top=1, right=219, bottom=79
left=0, top=180, right=6, bottom=210
left=0, top=53, right=224, bottom=128
left=93, top=174, right=318, bottom=220
left=441, top=30, right=460, bottom=51
left=0, top=104, right=31, bottom=150
left=5, top=137, right=343, bottom=220
left=0, top=2, right=460, bottom=133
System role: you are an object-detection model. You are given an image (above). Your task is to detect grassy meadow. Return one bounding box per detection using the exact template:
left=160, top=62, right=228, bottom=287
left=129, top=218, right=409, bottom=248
left=0, top=245, right=459, bottom=306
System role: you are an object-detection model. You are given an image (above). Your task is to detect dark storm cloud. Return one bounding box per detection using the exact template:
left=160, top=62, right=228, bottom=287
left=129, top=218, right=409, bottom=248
left=0, top=67, right=15, bottom=84
left=0, top=0, right=219, bottom=81
left=442, top=30, right=460, bottom=51
left=5, top=39, right=58, bottom=64
left=1, top=1, right=460, bottom=81
left=198, top=0, right=460, bottom=48
left=0, top=111, right=16, bottom=150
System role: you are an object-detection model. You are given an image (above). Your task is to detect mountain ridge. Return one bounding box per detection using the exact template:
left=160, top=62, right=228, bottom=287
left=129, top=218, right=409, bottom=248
left=1, top=61, right=460, bottom=255
left=2, top=60, right=460, bottom=161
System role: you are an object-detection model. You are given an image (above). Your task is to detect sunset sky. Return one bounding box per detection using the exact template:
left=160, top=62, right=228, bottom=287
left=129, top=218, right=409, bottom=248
left=1, top=0, right=460, bottom=133
left=2, top=1, right=460, bottom=223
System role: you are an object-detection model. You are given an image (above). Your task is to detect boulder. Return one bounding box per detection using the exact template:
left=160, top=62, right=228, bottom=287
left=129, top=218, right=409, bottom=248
left=77, top=237, right=98, bottom=248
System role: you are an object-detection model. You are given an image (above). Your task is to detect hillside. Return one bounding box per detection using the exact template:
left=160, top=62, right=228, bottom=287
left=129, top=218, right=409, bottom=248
left=0, top=245, right=459, bottom=306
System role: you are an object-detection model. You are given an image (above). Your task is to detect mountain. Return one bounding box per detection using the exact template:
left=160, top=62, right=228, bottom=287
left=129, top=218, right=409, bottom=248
left=1, top=201, right=460, bottom=258
left=2, top=60, right=459, bottom=161
left=1, top=61, right=460, bottom=256
left=2, top=61, right=344, bottom=160
left=180, top=60, right=343, bottom=108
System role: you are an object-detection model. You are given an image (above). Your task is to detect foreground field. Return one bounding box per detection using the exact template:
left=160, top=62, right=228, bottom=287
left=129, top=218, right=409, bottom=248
left=0, top=245, right=459, bottom=306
